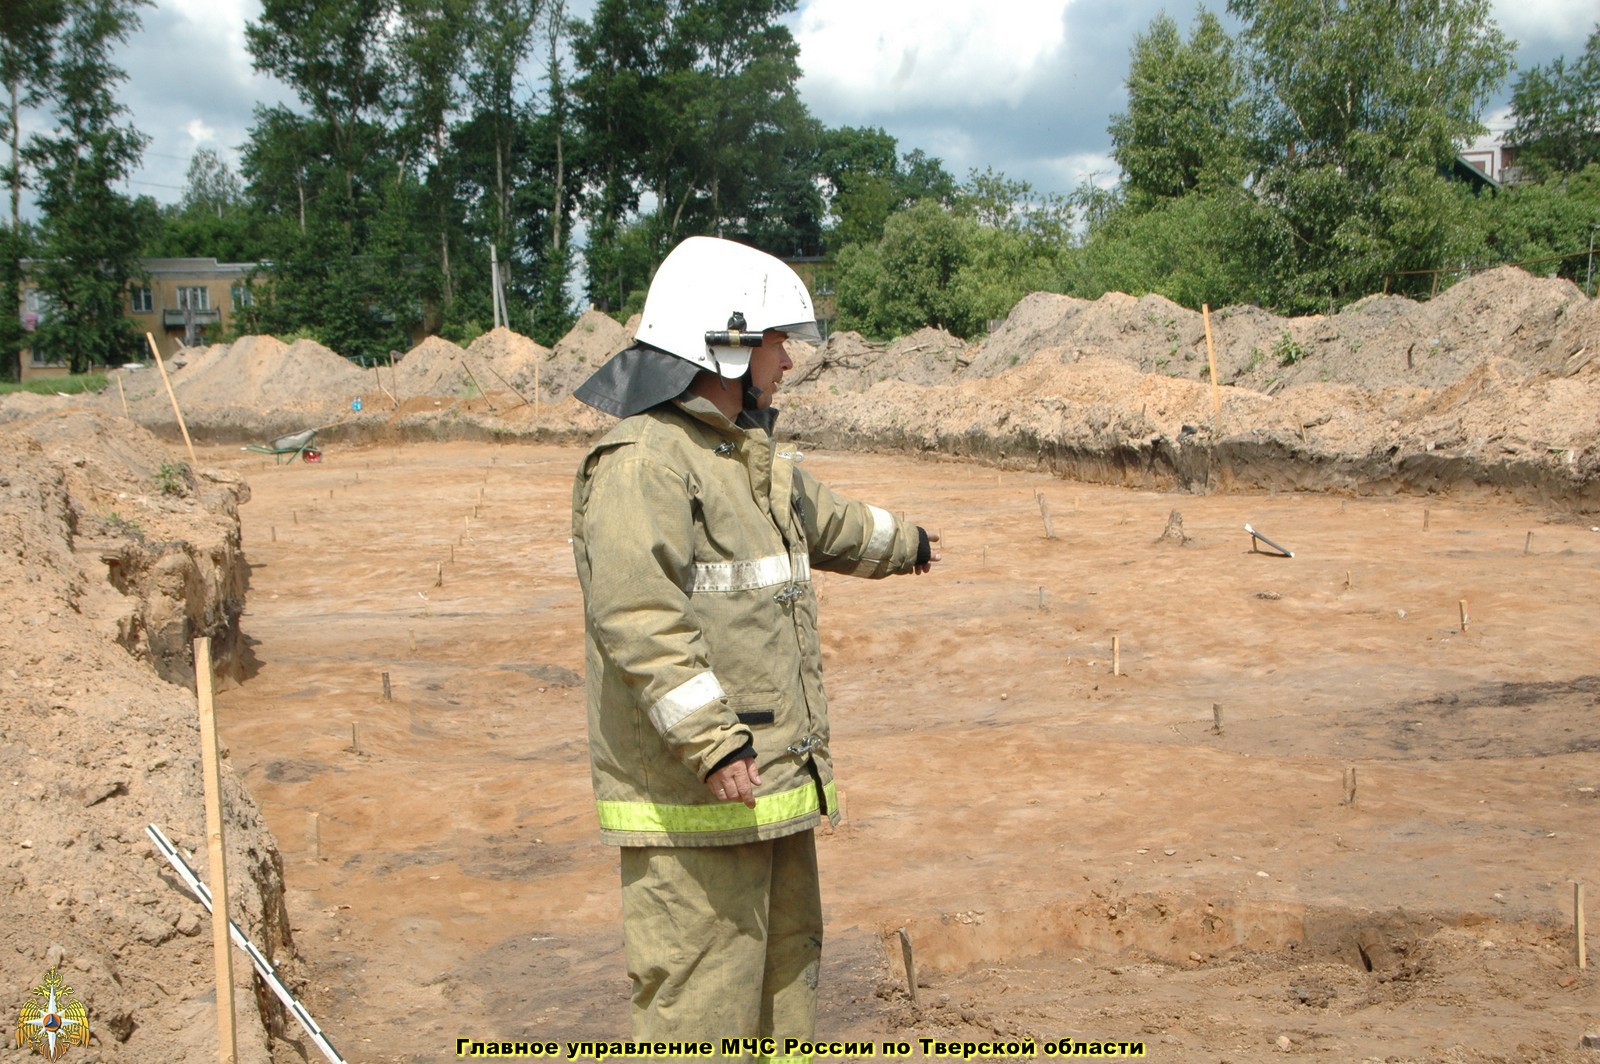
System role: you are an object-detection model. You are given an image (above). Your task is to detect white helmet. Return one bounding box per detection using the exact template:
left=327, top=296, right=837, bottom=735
left=635, top=236, right=821, bottom=379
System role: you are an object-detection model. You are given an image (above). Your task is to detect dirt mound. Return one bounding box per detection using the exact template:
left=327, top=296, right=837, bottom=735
left=0, top=406, right=291, bottom=1062
left=467, top=327, right=552, bottom=399
left=391, top=334, right=478, bottom=398
left=542, top=310, right=631, bottom=399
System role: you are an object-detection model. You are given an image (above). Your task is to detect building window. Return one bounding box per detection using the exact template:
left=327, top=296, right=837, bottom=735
left=130, top=285, right=153, bottom=313
left=176, top=286, right=209, bottom=311
left=231, top=284, right=254, bottom=309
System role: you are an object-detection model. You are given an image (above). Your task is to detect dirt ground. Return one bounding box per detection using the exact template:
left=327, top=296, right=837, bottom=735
left=3, top=264, right=1597, bottom=1063
left=205, top=437, right=1600, bottom=1063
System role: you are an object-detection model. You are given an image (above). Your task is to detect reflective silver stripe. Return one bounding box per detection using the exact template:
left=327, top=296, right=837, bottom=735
left=648, top=671, right=724, bottom=735
left=692, top=552, right=811, bottom=593
left=864, top=504, right=896, bottom=560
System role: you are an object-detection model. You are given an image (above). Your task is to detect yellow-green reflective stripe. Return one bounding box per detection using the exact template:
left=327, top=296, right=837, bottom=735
left=598, top=779, right=837, bottom=834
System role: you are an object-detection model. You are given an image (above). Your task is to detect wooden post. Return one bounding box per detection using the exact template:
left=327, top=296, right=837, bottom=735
left=1423, top=508, right=1430, bottom=531
left=1112, top=635, right=1121, bottom=676
left=147, top=333, right=198, bottom=467
left=308, top=812, right=321, bottom=861
left=463, top=359, right=495, bottom=412
left=350, top=723, right=360, bottom=754
left=435, top=562, right=443, bottom=588
left=1577, top=882, right=1588, bottom=969
left=1212, top=703, right=1223, bottom=734
left=1037, top=493, right=1054, bottom=539
left=1459, top=599, right=1469, bottom=632
left=116, top=373, right=129, bottom=417
left=1202, top=304, right=1221, bottom=418
left=193, top=636, right=238, bottom=1064
left=382, top=672, right=391, bottom=701
left=1343, top=767, right=1357, bottom=806
left=1037, top=586, right=1046, bottom=611
left=270, top=526, right=276, bottom=543
left=1524, top=531, right=1533, bottom=555
left=897, top=927, right=919, bottom=1007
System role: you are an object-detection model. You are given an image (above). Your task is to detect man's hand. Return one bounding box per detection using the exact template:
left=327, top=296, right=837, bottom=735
left=706, top=757, right=761, bottom=808
left=915, top=531, right=941, bottom=575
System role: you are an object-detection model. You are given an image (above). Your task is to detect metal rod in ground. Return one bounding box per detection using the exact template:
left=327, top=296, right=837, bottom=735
left=1243, top=523, right=1294, bottom=557
left=193, top=637, right=238, bottom=1064
left=898, top=928, right=919, bottom=1007
left=145, top=824, right=348, bottom=1064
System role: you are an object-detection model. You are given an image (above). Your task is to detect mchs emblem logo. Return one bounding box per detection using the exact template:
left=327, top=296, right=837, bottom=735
left=15, top=967, right=90, bottom=1061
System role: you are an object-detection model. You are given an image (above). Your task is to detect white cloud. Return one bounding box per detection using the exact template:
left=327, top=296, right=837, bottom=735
left=185, top=118, right=218, bottom=146
left=793, top=0, right=1072, bottom=116
left=1491, top=0, right=1596, bottom=62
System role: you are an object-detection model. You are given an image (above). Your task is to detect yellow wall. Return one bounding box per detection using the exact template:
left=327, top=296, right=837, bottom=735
left=19, top=258, right=258, bottom=379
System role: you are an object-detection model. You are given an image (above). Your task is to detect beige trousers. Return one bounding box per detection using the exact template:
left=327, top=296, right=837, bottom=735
left=620, top=831, right=822, bottom=1055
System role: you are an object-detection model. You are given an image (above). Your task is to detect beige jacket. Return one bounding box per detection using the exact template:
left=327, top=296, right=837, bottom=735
left=571, top=395, right=923, bottom=847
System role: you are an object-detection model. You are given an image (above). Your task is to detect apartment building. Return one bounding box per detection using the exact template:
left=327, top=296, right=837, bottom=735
left=20, top=257, right=260, bottom=380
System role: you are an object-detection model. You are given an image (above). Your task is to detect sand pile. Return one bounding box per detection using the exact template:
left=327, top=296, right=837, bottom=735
left=5, top=263, right=1594, bottom=507
left=467, top=327, right=552, bottom=399
left=540, top=310, right=631, bottom=399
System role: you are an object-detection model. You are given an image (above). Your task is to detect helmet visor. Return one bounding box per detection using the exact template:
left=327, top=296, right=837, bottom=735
left=771, top=320, right=822, bottom=345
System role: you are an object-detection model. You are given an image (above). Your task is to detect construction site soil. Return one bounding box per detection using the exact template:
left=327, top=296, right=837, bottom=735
left=2, top=265, right=1598, bottom=1063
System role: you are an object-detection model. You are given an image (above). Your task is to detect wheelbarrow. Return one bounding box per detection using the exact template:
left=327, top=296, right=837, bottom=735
left=243, top=428, right=321, bottom=463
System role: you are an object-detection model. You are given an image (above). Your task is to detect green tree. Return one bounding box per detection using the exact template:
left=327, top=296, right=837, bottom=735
left=145, top=149, right=263, bottom=263
left=1108, top=10, right=1250, bottom=206
left=26, top=0, right=152, bottom=373
left=1228, top=0, right=1515, bottom=308
left=571, top=0, right=824, bottom=307
left=817, top=126, right=956, bottom=248
left=0, top=0, right=67, bottom=379
left=1507, top=26, right=1600, bottom=180
left=1470, top=163, right=1600, bottom=284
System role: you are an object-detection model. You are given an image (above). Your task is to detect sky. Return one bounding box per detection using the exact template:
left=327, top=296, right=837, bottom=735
left=93, top=0, right=1600, bottom=211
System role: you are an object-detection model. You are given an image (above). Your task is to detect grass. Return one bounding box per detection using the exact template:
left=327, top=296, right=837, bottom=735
left=0, top=372, right=109, bottom=396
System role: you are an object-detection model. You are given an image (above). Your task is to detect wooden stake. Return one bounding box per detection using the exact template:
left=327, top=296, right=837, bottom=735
left=1037, top=586, right=1046, bottom=611
left=1037, top=493, right=1055, bottom=539
left=1212, top=703, right=1223, bottom=734
left=1576, top=882, right=1588, bottom=969
left=1424, top=508, right=1431, bottom=531
left=292, top=510, right=298, bottom=525
left=270, top=526, right=276, bottom=543
left=897, top=927, right=920, bottom=1008
left=1343, top=767, right=1357, bottom=806
left=450, top=543, right=455, bottom=562
left=308, top=812, right=321, bottom=861
left=1202, top=304, right=1221, bottom=417
left=1344, top=570, right=1352, bottom=589
left=147, top=333, right=198, bottom=467
left=382, top=672, right=391, bottom=701
left=1112, top=635, right=1121, bottom=676
left=116, top=373, right=128, bottom=417
left=1524, top=531, right=1533, bottom=555
left=193, top=636, right=238, bottom=1064
left=435, top=562, right=443, bottom=587
left=350, top=723, right=360, bottom=753
left=1459, top=599, right=1469, bottom=632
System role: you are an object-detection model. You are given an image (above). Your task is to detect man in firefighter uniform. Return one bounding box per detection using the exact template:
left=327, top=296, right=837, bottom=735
left=571, top=236, right=939, bottom=1054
